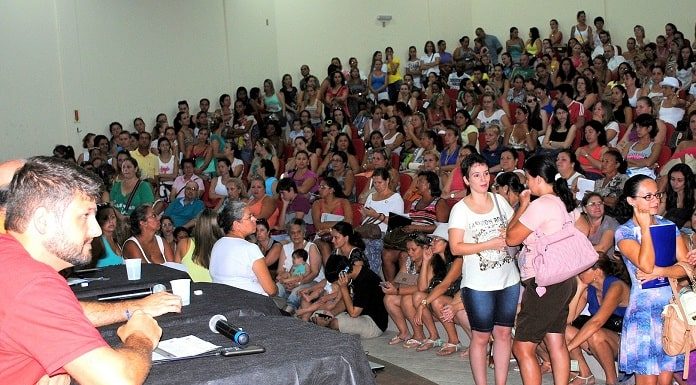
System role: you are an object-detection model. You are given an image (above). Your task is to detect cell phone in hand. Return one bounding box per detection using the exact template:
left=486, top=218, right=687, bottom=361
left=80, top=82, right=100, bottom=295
left=378, top=281, right=389, bottom=288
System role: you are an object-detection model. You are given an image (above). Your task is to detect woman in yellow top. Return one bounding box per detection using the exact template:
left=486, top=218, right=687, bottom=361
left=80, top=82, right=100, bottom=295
left=385, top=46, right=402, bottom=103
left=177, top=209, right=224, bottom=282
left=525, top=27, right=542, bottom=58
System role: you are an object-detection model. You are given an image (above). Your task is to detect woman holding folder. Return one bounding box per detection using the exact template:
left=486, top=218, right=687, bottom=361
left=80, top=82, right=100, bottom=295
left=614, top=174, right=692, bottom=383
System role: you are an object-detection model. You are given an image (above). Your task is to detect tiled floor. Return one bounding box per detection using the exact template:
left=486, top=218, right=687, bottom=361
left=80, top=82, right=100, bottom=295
left=361, top=330, right=557, bottom=385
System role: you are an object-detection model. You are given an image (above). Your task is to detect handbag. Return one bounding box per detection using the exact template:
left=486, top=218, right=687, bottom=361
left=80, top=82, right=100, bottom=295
left=382, top=227, right=410, bottom=251
left=355, top=216, right=382, bottom=240
left=529, top=199, right=598, bottom=293
left=662, top=262, right=696, bottom=378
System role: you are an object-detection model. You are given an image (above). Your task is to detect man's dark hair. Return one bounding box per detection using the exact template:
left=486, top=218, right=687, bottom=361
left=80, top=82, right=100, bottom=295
left=5, top=156, right=103, bottom=232
left=276, top=177, right=298, bottom=194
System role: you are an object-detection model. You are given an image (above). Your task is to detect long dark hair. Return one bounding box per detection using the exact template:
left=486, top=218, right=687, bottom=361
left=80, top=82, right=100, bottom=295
left=613, top=174, right=653, bottom=224
left=524, top=155, right=576, bottom=212
left=332, top=221, right=365, bottom=250
left=666, top=164, right=696, bottom=214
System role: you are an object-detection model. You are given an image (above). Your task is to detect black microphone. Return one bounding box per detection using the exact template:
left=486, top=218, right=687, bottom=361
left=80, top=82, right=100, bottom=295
left=97, top=283, right=167, bottom=301
left=209, top=314, right=249, bottom=346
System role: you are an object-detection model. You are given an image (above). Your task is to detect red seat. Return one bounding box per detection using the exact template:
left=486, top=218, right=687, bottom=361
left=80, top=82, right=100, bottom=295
left=517, top=151, right=526, bottom=169
left=618, top=124, right=628, bottom=143
left=350, top=202, right=363, bottom=227
left=656, top=145, right=672, bottom=173
left=355, top=175, right=369, bottom=197
left=664, top=122, right=675, bottom=147
left=478, top=132, right=487, bottom=151
left=445, top=88, right=459, bottom=116
left=352, top=138, right=365, bottom=165
left=507, top=103, right=519, bottom=119
left=572, top=128, right=583, bottom=151
left=399, top=173, right=413, bottom=196
left=350, top=124, right=359, bottom=140
left=391, top=153, right=400, bottom=170
left=277, top=158, right=285, bottom=177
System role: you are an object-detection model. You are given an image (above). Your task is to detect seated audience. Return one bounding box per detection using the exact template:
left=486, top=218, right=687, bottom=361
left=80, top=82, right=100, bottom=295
left=176, top=209, right=223, bottom=282
left=170, top=158, right=204, bottom=201
left=247, top=176, right=279, bottom=227
left=593, top=149, right=628, bottom=209
left=209, top=201, right=277, bottom=296
left=659, top=164, right=696, bottom=228
left=382, top=234, right=443, bottom=350
left=163, top=181, right=205, bottom=228
left=575, top=120, right=608, bottom=180
left=89, top=203, right=124, bottom=267
left=576, top=192, right=620, bottom=254
left=414, top=223, right=464, bottom=356
left=276, top=178, right=314, bottom=234
left=110, top=157, right=155, bottom=217
left=275, top=219, right=324, bottom=314
left=566, top=256, right=630, bottom=385
left=620, top=113, right=662, bottom=179
left=311, top=177, right=353, bottom=259
left=122, top=205, right=175, bottom=265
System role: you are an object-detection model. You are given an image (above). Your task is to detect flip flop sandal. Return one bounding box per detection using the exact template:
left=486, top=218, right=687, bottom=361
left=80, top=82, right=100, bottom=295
left=436, top=343, right=461, bottom=356
left=388, top=335, right=408, bottom=345
left=402, top=338, right=423, bottom=349
left=416, top=338, right=443, bottom=352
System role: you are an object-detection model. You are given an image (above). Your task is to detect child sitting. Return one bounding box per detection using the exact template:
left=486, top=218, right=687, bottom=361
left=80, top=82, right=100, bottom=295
left=289, top=249, right=310, bottom=277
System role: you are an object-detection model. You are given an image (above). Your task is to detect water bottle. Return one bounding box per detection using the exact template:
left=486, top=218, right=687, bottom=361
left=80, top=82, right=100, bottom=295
left=678, top=286, right=696, bottom=324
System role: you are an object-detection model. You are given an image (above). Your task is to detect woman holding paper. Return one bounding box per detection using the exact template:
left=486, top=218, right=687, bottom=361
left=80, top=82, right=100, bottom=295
left=613, top=174, right=691, bottom=383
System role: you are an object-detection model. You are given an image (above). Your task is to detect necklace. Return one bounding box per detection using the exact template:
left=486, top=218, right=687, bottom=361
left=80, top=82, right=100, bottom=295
left=443, top=145, right=458, bottom=164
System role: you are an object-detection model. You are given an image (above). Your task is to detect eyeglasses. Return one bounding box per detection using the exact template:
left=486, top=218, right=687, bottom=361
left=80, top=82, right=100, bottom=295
left=634, top=192, right=663, bottom=201
left=585, top=201, right=603, bottom=207
left=319, top=185, right=331, bottom=189
left=526, top=99, right=536, bottom=103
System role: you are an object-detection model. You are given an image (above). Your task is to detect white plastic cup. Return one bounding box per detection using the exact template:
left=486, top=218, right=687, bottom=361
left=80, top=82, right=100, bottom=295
left=170, top=278, right=191, bottom=306
left=125, top=259, right=142, bottom=280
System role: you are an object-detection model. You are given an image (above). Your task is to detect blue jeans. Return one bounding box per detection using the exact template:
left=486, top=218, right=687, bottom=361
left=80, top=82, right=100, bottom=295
left=276, top=282, right=313, bottom=310
left=462, top=283, right=520, bottom=332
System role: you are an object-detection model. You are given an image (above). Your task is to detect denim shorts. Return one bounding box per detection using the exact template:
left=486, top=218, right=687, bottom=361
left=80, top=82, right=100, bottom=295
left=462, top=283, right=520, bottom=332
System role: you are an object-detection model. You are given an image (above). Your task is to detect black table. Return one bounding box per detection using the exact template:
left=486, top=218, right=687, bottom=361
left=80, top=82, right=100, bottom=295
left=73, top=265, right=375, bottom=385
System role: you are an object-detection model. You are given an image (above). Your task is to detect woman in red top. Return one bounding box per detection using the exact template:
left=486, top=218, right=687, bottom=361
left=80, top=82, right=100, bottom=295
left=325, top=71, right=350, bottom=119
left=575, top=120, right=608, bottom=180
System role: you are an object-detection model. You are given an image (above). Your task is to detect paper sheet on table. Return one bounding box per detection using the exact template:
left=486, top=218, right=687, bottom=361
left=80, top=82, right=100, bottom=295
left=575, top=178, right=595, bottom=201
left=320, top=213, right=345, bottom=222
left=152, top=335, right=220, bottom=361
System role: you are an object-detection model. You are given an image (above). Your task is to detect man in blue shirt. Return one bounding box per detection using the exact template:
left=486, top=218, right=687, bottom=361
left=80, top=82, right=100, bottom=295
left=475, top=27, right=503, bottom=64
left=164, top=181, right=204, bottom=228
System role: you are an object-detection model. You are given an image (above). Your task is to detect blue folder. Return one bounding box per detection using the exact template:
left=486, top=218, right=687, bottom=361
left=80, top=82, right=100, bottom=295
left=641, top=223, right=677, bottom=289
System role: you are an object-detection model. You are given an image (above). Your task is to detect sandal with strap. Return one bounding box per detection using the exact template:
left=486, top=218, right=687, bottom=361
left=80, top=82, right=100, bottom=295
left=569, top=374, right=595, bottom=385
left=388, top=335, right=408, bottom=345
left=416, top=338, right=443, bottom=352
left=436, top=342, right=461, bottom=356
left=403, top=338, right=423, bottom=349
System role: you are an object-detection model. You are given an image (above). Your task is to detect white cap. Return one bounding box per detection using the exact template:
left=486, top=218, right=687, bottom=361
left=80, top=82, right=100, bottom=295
left=429, top=223, right=449, bottom=241
left=659, top=76, right=680, bottom=89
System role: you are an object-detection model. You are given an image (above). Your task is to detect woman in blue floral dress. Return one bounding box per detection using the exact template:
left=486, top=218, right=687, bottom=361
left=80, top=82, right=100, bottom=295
left=614, top=174, right=693, bottom=383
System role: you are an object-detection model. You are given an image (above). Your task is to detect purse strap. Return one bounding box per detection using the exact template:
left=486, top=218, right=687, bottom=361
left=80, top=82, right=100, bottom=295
left=124, top=179, right=142, bottom=212
left=491, top=193, right=507, bottom=226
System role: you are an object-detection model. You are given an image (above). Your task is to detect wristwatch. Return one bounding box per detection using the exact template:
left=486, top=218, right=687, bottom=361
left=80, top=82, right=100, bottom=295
left=449, top=193, right=455, bottom=199
left=421, top=299, right=428, bottom=306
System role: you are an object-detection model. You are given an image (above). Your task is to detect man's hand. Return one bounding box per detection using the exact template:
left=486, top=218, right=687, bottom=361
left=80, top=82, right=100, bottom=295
left=117, top=310, right=162, bottom=351
left=134, top=292, right=182, bottom=318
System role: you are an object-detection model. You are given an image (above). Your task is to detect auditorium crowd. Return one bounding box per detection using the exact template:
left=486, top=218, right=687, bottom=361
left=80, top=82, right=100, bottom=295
left=45, top=11, right=696, bottom=385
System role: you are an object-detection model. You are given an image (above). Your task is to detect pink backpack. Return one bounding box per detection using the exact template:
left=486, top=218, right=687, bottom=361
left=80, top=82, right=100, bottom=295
left=528, top=200, right=598, bottom=296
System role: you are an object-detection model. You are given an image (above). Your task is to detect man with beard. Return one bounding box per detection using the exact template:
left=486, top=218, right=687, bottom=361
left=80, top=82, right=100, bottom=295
left=0, top=157, right=163, bottom=384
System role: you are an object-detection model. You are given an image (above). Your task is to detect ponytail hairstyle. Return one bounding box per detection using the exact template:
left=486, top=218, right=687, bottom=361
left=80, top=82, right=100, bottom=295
left=495, top=171, right=525, bottom=194
left=332, top=221, right=365, bottom=250
left=613, top=174, right=653, bottom=224
left=524, top=155, right=576, bottom=212
left=595, top=253, right=631, bottom=286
